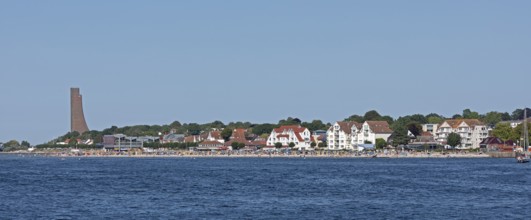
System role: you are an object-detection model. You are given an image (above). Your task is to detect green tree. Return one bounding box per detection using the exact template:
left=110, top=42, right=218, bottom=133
left=221, top=128, right=233, bottom=141
left=513, top=123, right=531, bottom=145
left=20, top=140, right=30, bottom=147
left=501, top=112, right=511, bottom=121
left=251, top=124, right=275, bottom=136
left=3, top=140, right=20, bottom=148
left=364, top=110, right=382, bottom=121
left=231, top=141, right=240, bottom=150
left=483, top=111, right=503, bottom=127
left=310, top=142, right=317, bottom=148
left=289, top=142, right=296, bottom=148
left=318, top=142, right=326, bottom=148
left=380, top=115, right=394, bottom=125
left=492, top=123, right=518, bottom=142
left=301, top=120, right=328, bottom=132
left=345, top=114, right=364, bottom=123
left=170, top=121, right=182, bottom=128
left=186, top=123, right=201, bottom=135
left=407, top=122, right=422, bottom=136
left=375, top=138, right=387, bottom=149
left=278, top=117, right=301, bottom=125
left=427, top=116, right=444, bottom=124
left=209, top=120, right=225, bottom=129
left=238, top=142, right=246, bottom=149
left=462, top=109, right=480, bottom=119
left=391, top=127, right=409, bottom=147
left=275, top=142, right=283, bottom=149
left=409, top=114, right=428, bottom=124
left=452, top=114, right=463, bottom=119
left=511, top=108, right=531, bottom=120
left=447, top=132, right=462, bottom=148
left=391, top=116, right=416, bottom=131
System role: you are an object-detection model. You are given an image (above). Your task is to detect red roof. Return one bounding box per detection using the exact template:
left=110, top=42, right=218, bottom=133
left=273, top=125, right=308, bottom=141
left=274, top=125, right=307, bottom=134
left=231, top=128, right=247, bottom=140
left=366, top=121, right=393, bottom=133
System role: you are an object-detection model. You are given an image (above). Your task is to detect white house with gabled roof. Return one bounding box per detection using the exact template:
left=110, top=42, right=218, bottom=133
left=266, top=125, right=311, bottom=150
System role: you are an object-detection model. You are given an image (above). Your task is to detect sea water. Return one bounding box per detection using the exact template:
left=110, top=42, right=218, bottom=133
left=0, top=155, right=530, bottom=219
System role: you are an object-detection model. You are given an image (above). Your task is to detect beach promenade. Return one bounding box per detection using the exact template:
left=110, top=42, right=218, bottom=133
left=3, top=149, right=491, bottom=159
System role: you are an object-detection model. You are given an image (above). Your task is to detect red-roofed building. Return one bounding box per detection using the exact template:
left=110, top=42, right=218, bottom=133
left=266, top=125, right=311, bottom=150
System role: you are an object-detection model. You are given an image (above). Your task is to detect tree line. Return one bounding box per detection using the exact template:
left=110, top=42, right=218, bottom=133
left=2, top=108, right=528, bottom=149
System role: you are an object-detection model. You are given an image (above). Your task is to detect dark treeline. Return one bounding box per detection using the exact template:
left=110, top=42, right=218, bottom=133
left=46, top=108, right=531, bottom=145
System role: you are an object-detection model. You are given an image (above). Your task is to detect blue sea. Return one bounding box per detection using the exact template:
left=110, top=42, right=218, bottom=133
left=0, top=154, right=530, bottom=219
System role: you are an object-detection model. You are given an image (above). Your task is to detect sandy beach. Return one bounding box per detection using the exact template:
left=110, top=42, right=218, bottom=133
left=3, top=150, right=491, bottom=159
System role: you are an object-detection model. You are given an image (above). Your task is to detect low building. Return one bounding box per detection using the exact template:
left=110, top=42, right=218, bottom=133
left=479, top=137, right=514, bottom=152
left=162, top=133, right=185, bottom=143
left=197, top=140, right=224, bottom=151
left=102, top=134, right=159, bottom=150
left=184, top=135, right=203, bottom=143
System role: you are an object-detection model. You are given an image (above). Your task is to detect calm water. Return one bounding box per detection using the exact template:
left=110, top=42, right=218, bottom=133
left=0, top=155, right=530, bottom=219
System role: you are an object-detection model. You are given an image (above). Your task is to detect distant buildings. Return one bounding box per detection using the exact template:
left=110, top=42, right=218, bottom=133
left=498, top=118, right=531, bottom=128
left=103, top=134, right=159, bottom=150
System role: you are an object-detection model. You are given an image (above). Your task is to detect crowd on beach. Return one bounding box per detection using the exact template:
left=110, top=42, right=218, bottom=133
left=7, top=148, right=489, bottom=158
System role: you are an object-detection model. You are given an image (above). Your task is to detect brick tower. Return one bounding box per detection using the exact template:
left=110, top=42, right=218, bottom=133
left=70, top=88, right=89, bottom=134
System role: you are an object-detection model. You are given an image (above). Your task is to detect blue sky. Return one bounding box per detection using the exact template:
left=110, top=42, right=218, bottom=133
left=1, top=1, right=530, bottom=144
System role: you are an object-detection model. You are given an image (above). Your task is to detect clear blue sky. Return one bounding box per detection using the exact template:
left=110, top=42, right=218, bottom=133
left=1, top=1, right=530, bottom=144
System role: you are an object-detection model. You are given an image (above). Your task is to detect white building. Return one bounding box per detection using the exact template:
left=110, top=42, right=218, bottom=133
left=266, top=125, right=311, bottom=150
left=354, top=121, right=393, bottom=145
left=327, top=121, right=361, bottom=150
left=326, top=121, right=393, bottom=150
left=422, top=124, right=439, bottom=135
left=436, top=119, right=488, bottom=149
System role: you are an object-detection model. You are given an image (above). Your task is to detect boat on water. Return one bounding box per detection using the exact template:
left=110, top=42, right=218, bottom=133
left=516, top=108, right=530, bottom=163
left=516, top=153, right=529, bottom=163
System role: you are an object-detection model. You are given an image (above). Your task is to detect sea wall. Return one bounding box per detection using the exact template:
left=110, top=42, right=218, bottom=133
left=486, top=152, right=515, bottom=158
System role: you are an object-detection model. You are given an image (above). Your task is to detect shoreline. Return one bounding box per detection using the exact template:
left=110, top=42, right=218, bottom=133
left=1, top=151, right=492, bottom=159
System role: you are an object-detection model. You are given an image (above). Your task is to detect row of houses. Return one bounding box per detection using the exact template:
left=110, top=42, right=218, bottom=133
left=325, top=119, right=490, bottom=150
left=102, top=118, right=491, bottom=151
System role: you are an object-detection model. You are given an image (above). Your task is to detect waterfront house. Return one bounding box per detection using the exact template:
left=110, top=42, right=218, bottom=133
left=435, top=119, right=488, bottom=149
left=479, top=137, right=514, bottom=152
left=326, top=121, right=361, bottom=150
left=266, top=125, right=311, bottom=150
left=184, top=135, right=203, bottom=143
left=354, top=121, right=393, bottom=145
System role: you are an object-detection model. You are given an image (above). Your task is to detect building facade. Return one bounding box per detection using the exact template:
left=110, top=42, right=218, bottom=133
left=266, top=125, right=311, bottom=150
left=327, top=121, right=360, bottom=150
left=436, top=119, right=488, bottom=149
left=353, top=121, right=393, bottom=145
left=326, top=121, right=392, bottom=150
